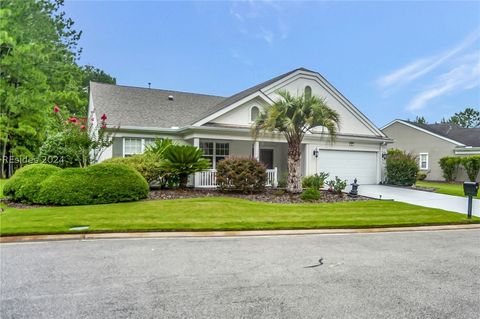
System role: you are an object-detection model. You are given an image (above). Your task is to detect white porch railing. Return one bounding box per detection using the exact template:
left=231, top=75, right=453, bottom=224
left=195, top=168, right=278, bottom=188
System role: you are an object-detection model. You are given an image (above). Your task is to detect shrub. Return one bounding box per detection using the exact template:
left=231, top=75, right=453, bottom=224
left=417, top=173, right=427, bottom=181
left=326, top=176, right=348, bottom=194
left=386, top=149, right=419, bottom=186
left=38, top=132, right=83, bottom=168
left=3, top=164, right=61, bottom=203
left=439, top=156, right=462, bottom=182
left=461, top=155, right=480, bottom=182
left=300, top=187, right=321, bottom=201
left=302, top=172, right=329, bottom=190
left=35, top=163, right=148, bottom=205
left=277, top=172, right=288, bottom=188
left=160, top=144, right=211, bottom=188
left=104, top=154, right=165, bottom=184
left=216, top=157, right=267, bottom=194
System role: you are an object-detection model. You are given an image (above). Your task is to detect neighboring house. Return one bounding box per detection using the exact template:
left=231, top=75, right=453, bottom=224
left=89, top=67, right=390, bottom=187
left=382, top=120, right=480, bottom=182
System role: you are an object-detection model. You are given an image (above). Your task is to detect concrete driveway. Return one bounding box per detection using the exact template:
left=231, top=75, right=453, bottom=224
left=358, top=185, right=480, bottom=217
left=1, top=230, right=479, bottom=319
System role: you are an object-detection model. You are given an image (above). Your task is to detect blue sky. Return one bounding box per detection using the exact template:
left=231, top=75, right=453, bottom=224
left=65, top=0, right=480, bottom=127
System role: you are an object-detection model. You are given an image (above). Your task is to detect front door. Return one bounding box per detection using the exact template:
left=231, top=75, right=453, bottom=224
left=260, top=149, right=274, bottom=169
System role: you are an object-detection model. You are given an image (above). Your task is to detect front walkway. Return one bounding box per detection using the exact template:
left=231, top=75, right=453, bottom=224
left=358, top=185, right=480, bottom=217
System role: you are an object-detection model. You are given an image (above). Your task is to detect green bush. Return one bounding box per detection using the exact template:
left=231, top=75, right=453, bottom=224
left=38, top=132, right=83, bottom=168
left=326, top=176, right=348, bottom=194
left=417, top=173, right=427, bottom=181
left=386, top=149, right=419, bottom=186
left=439, top=156, right=461, bottom=182
left=461, top=155, right=480, bottom=182
left=3, top=164, right=61, bottom=203
left=36, top=163, right=149, bottom=205
left=300, top=187, right=321, bottom=202
left=277, top=172, right=288, bottom=188
left=160, top=144, right=211, bottom=188
left=302, top=172, right=329, bottom=190
left=216, top=157, right=267, bottom=194
left=104, top=154, right=165, bottom=184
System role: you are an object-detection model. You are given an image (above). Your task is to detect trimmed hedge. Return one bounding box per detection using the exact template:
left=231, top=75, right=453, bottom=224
left=216, top=157, right=267, bottom=194
left=386, top=149, right=418, bottom=186
left=104, top=154, right=165, bottom=183
left=3, top=164, right=61, bottom=203
left=36, top=163, right=149, bottom=205
left=4, top=163, right=149, bottom=205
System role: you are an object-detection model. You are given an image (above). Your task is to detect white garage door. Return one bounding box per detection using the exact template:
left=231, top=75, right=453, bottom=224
left=315, top=150, right=378, bottom=184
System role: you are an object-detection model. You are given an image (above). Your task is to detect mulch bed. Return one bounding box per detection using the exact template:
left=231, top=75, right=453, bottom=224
left=1, top=188, right=371, bottom=210
left=148, top=188, right=371, bottom=204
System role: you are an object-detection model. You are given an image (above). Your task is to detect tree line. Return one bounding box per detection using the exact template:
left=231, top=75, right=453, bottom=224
left=0, top=0, right=115, bottom=178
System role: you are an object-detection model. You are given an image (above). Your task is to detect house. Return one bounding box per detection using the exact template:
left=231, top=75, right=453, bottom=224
left=89, top=68, right=390, bottom=187
left=381, top=120, right=480, bottom=181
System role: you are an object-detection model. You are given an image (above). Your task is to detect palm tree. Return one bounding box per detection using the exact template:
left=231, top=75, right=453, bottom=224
left=253, top=90, right=340, bottom=193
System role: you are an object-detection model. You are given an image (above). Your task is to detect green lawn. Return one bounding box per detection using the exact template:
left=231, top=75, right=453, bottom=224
left=0, top=179, right=6, bottom=198
left=416, top=181, right=479, bottom=198
left=0, top=197, right=477, bottom=236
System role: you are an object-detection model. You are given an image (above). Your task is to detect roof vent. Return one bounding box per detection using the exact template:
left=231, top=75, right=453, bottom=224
left=168, top=95, right=174, bottom=101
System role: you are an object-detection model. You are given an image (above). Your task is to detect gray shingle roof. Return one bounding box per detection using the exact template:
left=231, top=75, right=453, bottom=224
left=90, top=82, right=226, bottom=128
left=90, top=68, right=313, bottom=129
left=407, top=121, right=480, bottom=147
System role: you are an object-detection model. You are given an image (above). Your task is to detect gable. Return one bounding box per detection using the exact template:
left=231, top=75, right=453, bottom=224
left=382, top=120, right=465, bottom=146
left=263, top=73, right=382, bottom=136
left=382, top=121, right=460, bottom=151
left=194, top=69, right=384, bottom=138
left=210, top=97, right=268, bottom=126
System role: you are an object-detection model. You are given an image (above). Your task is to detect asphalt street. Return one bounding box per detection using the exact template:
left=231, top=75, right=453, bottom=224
left=1, top=230, right=479, bottom=319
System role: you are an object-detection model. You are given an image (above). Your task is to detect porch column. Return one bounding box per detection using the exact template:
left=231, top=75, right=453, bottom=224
left=193, top=138, right=200, bottom=187
left=253, top=141, right=260, bottom=160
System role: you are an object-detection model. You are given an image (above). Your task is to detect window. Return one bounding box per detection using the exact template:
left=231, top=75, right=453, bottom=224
left=305, top=86, right=312, bottom=99
left=200, top=141, right=229, bottom=169
left=123, top=137, right=155, bottom=157
left=124, top=138, right=142, bottom=156
left=250, top=106, right=260, bottom=122
left=419, top=153, right=429, bottom=170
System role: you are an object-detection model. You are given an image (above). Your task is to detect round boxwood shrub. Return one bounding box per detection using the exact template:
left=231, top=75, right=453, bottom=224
left=3, top=164, right=61, bottom=203
left=36, top=163, right=149, bottom=205
left=300, top=187, right=321, bottom=202
left=216, top=157, right=267, bottom=194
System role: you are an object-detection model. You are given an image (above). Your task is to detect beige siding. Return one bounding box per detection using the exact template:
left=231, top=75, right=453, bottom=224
left=383, top=122, right=458, bottom=181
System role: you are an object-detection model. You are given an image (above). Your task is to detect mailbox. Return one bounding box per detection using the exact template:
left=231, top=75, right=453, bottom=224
left=463, top=182, right=479, bottom=197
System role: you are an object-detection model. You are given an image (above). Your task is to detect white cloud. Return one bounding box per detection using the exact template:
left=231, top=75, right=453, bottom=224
left=377, top=30, right=480, bottom=88
left=229, top=1, right=288, bottom=45
left=230, top=49, right=253, bottom=66
left=407, top=58, right=480, bottom=111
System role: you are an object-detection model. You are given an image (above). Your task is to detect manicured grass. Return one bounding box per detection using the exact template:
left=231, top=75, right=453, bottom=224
left=416, top=181, right=479, bottom=198
left=0, top=197, right=477, bottom=236
left=0, top=179, right=6, bottom=199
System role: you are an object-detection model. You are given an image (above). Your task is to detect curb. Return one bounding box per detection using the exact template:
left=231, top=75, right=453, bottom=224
left=1, top=224, right=480, bottom=243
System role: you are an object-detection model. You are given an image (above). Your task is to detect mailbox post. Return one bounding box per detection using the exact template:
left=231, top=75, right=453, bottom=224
left=463, top=182, right=479, bottom=219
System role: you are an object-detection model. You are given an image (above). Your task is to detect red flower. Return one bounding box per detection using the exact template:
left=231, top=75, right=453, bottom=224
left=101, top=113, right=107, bottom=121
left=53, top=105, right=60, bottom=113
left=80, top=125, right=86, bottom=130
left=101, top=124, right=107, bottom=129
left=68, top=117, right=78, bottom=123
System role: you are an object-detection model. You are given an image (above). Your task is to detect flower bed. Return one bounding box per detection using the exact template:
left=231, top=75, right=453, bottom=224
left=148, top=188, right=371, bottom=204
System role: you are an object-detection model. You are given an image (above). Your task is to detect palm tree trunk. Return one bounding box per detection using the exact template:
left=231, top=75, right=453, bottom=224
left=287, top=141, right=302, bottom=193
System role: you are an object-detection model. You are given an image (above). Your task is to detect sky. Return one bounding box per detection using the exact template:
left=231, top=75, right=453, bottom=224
left=64, top=0, right=480, bottom=127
